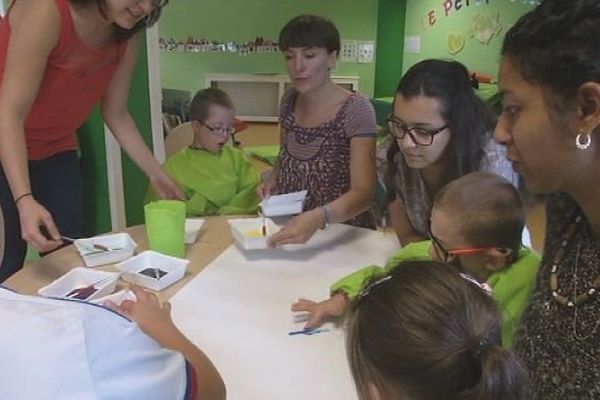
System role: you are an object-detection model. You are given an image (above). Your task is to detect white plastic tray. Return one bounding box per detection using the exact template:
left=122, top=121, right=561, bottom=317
left=38, top=267, right=119, bottom=301
left=74, top=233, right=137, bottom=267
left=116, top=250, right=189, bottom=291
left=260, top=190, right=307, bottom=217
left=91, top=289, right=137, bottom=307
left=228, top=217, right=280, bottom=250
left=185, top=218, right=205, bottom=244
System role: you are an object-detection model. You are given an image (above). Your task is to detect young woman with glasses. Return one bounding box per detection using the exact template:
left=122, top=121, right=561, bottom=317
left=0, top=0, right=183, bottom=282
left=381, top=59, right=518, bottom=245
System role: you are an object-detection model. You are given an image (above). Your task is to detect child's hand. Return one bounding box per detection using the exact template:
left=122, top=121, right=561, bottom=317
left=111, top=285, right=182, bottom=347
left=291, top=293, right=350, bottom=329
left=268, top=208, right=322, bottom=247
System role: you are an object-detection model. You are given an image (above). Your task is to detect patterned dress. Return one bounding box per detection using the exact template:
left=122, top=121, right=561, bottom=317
left=274, top=89, right=377, bottom=228
left=513, top=193, right=600, bottom=399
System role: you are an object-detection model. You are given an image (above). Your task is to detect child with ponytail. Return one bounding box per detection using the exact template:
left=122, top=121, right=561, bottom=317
left=346, top=260, right=527, bottom=400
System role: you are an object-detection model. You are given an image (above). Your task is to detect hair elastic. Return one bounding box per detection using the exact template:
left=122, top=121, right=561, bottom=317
left=473, top=337, right=493, bottom=361
left=358, top=275, right=393, bottom=300
left=460, top=273, right=492, bottom=295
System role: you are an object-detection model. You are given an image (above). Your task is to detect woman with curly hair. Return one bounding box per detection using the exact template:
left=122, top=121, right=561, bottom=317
left=496, top=0, right=600, bottom=397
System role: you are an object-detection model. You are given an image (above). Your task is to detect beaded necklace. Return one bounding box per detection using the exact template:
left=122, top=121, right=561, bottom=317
left=550, top=214, right=600, bottom=307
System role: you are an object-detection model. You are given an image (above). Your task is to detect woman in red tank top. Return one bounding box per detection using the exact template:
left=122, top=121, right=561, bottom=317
left=0, top=0, right=184, bottom=280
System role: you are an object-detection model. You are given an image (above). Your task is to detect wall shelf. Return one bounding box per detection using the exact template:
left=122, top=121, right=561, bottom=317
left=205, top=73, right=359, bottom=122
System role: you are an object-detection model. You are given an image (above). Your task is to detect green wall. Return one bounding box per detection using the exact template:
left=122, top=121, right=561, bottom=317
left=78, top=33, right=154, bottom=234
left=374, top=0, right=406, bottom=98
left=78, top=108, right=111, bottom=235
left=403, top=0, right=534, bottom=77
left=122, top=33, right=153, bottom=227
left=158, top=0, right=379, bottom=97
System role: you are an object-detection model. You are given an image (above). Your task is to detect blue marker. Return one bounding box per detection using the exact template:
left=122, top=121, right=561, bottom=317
left=288, top=328, right=331, bottom=336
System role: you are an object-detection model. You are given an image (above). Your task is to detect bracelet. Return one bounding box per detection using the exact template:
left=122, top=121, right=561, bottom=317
left=320, top=204, right=332, bottom=230
left=14, top=192, right=32, bottom=205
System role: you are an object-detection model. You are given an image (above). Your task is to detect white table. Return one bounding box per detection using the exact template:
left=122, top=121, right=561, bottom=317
left=169, top=224, right=398, bottom=400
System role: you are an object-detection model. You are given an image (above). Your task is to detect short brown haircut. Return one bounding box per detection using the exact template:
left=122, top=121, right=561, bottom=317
left=434, top=171, right=525, bottom=251
left=278, top=15, right=340, bottom=54
left=189, top=88, right=234, bottom=122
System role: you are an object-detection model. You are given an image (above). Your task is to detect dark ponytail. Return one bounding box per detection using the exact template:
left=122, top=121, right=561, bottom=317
left=456, top=344, right=527, bottom=400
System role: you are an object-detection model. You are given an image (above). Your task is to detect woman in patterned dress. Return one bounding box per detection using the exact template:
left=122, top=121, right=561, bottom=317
left=261, top=15, right=377, bottom=247
left=495, top=0, right=600, bottom=397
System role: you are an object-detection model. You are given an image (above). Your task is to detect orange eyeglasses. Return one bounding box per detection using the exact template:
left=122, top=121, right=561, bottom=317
left=428, top=227, right=511, bottom=263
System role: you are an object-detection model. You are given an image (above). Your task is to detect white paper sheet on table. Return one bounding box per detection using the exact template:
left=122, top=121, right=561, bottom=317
left=170, top=224, right=399, bottom=400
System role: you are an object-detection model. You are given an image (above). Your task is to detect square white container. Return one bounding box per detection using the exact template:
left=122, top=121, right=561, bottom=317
left=260, top=190, right=307, bottom=217
left=115, top=250, right=189, bottom=291
left=228, top=217, right=280, bottom=250
left=38, top=267, right=119, bottom=301
left=74, top=233, right=137, bottom=267
left=91, top=289, right=137, bottom=306
left=185, top=218, right=205, bottom=244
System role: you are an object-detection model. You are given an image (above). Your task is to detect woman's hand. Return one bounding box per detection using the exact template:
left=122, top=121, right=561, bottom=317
left=268, top=208, right=324, bottom=247
left=150, top=170, right=185, bottom=200
left=17, top=195, right=61, bottom=252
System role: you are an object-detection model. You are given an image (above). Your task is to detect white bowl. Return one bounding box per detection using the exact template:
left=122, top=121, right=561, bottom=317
left=38, top=268, right=119, bottom=301
left=74, top=233, right=137, bottom=267
left=185, top=218, right=205, bottom=244
left=260, top=190, right=307, bottom=217
left=115, top=250, right=189, bottom=291
left=228, top=217, right=280, bottom=250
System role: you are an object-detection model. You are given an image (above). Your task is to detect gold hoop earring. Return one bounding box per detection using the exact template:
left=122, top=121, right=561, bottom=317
left=576, top=131, right=592, bottom=150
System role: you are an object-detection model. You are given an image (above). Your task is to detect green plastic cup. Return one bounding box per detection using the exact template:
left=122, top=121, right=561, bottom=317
left=144, top=200, right=186, bottom=258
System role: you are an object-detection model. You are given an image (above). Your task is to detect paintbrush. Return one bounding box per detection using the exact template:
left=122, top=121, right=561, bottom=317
left=61, top=236, right=111, bottom=252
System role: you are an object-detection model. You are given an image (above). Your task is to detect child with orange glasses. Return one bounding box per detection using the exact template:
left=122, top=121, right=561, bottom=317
left=292, top=171, right=540, bottom=347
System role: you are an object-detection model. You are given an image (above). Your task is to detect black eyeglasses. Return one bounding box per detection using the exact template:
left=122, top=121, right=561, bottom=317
left=428, top=226, right=451, bottom=263
left=386, top=114, right=448, bottom=146
left=200, top=121, right=236, bottom=137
